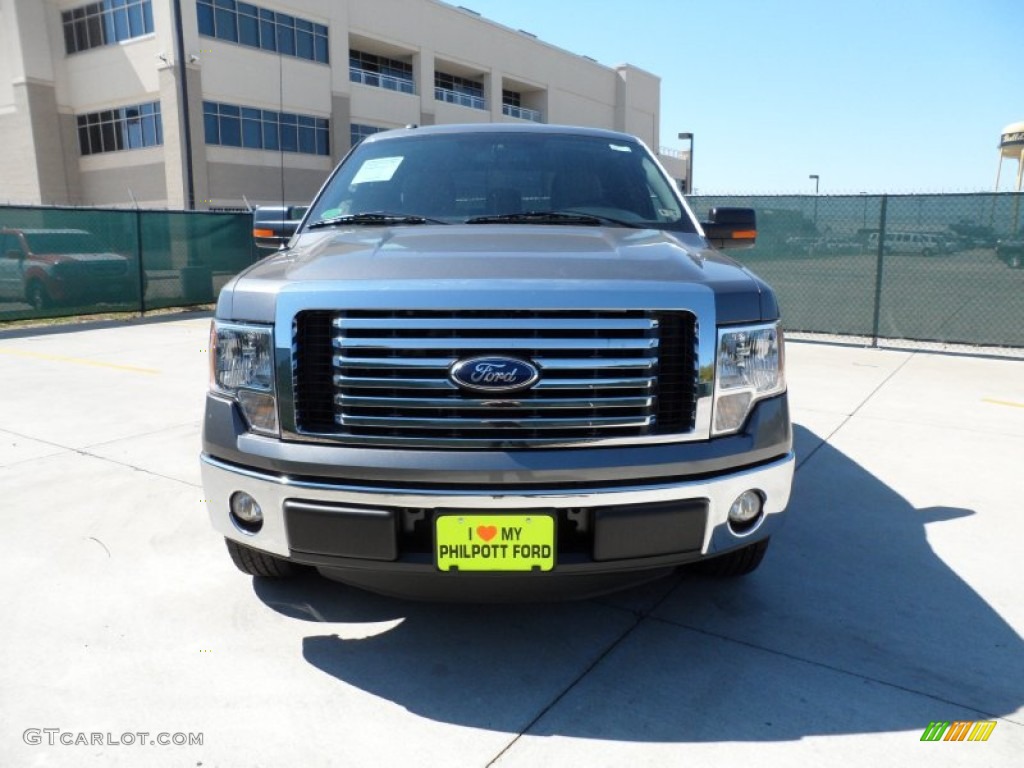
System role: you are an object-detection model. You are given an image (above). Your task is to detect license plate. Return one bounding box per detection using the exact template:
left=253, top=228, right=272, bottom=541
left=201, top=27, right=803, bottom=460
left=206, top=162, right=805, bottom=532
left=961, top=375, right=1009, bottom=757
left=435, top=514, right=555, bottom=572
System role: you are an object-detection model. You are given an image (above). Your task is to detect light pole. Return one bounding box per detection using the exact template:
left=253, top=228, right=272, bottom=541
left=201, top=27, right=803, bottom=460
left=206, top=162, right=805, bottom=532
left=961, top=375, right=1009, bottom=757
left=809, top=174, right=820, bottom=226
left=679, top=132, right=694, bottom=194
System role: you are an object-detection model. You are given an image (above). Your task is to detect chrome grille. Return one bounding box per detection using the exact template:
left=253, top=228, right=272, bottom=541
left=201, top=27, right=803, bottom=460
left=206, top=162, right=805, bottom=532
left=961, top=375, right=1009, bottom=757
left=292, top=310, right=697, bottom=447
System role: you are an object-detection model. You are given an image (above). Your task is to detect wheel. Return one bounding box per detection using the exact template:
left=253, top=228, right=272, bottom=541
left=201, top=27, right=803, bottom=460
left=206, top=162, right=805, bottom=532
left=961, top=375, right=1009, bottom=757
left=225, top=538, right=295, bottom=578
left=26, top=280, right=51, bottom=311
left=689, top=537, right=770, bottom=578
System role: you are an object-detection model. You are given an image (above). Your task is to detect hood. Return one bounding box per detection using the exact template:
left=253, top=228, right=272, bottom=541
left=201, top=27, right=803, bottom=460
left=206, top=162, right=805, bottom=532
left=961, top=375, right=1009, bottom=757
left=32, top=251, right=128, bottom=265
left=223, top=225, right=769, bottom=323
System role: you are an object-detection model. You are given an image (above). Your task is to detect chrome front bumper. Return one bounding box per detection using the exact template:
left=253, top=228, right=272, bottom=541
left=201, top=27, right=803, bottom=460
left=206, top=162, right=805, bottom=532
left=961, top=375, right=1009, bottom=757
left=201, top=451, right=795, bottom=563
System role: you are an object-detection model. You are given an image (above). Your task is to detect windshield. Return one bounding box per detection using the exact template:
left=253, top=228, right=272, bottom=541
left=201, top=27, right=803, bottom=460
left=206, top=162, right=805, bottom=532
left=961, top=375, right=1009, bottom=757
left=304, top=131, right=696, bottom=232
left=22, top=231, right=109, bottom=254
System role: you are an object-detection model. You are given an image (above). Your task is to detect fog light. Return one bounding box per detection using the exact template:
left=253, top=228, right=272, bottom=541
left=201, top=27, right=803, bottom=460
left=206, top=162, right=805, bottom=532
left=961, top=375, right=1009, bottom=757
left=230, top=491, right=263, bottom=533
left=728, top=490, right=763, bottom=534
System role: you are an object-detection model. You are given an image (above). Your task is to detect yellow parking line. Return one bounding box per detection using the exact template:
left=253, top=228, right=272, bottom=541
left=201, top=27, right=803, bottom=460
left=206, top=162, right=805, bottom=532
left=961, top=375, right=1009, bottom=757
left=0, top=347, right=160, bottom=375
left=982, top=398, right=1024, bottom=409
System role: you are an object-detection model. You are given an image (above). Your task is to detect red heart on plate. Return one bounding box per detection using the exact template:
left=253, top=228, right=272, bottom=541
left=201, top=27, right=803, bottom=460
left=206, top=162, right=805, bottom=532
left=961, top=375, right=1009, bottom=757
left=477, top=525, right=498, bottom=542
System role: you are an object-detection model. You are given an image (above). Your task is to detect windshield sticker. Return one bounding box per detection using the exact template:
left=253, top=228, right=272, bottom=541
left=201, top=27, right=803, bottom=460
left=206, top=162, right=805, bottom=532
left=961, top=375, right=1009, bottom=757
left=608, top=144, right=632, bottom=153
left=351, top=156, right=404, bottom=185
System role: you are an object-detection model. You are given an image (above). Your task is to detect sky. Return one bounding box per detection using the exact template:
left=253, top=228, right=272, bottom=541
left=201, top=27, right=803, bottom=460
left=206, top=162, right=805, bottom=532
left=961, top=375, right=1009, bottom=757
left=464, top=0, right=1022, bottom=194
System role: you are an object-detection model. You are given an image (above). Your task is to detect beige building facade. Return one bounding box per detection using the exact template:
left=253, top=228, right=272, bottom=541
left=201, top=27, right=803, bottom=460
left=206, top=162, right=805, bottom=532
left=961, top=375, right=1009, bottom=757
left=0, top=0, right=687, bottom=209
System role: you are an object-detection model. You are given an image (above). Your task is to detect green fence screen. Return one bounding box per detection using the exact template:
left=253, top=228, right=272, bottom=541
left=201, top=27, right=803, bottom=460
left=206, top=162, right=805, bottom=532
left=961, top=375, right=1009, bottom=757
left=690, top=193, right=1024, bottom=350
left=3, top=197, right=1023, bottom=351
left=0, top=206, right=256, bottom=322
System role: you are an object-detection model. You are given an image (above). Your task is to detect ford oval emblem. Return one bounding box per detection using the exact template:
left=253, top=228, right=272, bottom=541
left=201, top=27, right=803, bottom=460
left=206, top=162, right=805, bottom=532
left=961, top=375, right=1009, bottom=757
left=449, top=356, right=540, bottom=393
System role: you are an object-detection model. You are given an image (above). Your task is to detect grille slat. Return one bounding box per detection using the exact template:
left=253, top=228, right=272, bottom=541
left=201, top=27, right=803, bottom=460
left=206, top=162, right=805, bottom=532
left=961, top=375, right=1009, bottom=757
left=334, top=337, right=659, bottom=351
left=336, top=395, right=655, bottom=410
left=293, top=309, right=697, bottom=447
left=333, top=375, right=655, bottom=390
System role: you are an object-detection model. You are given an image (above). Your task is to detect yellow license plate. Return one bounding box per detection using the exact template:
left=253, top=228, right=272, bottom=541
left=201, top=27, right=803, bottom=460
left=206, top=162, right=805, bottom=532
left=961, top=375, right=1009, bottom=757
left=435, top=514, right=555, bottom=572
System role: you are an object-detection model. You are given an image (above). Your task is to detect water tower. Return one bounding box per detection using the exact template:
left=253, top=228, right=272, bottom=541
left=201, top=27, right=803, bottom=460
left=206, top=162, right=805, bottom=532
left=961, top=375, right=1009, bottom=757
left=994, top=121, right=1024, bottom=191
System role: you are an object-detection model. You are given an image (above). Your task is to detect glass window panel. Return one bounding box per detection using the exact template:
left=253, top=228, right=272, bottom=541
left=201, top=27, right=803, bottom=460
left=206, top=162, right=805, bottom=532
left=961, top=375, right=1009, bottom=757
left=241, top=107, right=261, bottom=120
left=126, top=3, right=144, bottom=37
left=142, top=1, right=153, bottom=33
left=78, top=125, right=91, bottom=155
left=262, top=121, right=279, bottom=150
left=114, top=8, right=130, bottom=40
left=63, top=21, right=77, bottom=54
left=296, top=27, right=313, bottom=60
left=314, top=33, right=328, bottom=63
left=86, top=14, right=104, bottom=48
left=88, top=123, right=102, bottom=153
left=100, top=121, right=117, bottom=152
left=298, top=125, right=315, bottom=154
left=74, top=20, right=88, bottom=51
left=142, top=115, right=157, bottom=146
left=242, top=118, right=262, bottom=148
left=280, top=122, right=297, bottom=152
left=316, top=126, right=329, bottom=156
left=197, top=2, right=215, bottom=36
left=219, top=104, right=240, bottom=117
left=214, top=0, right=235, bottom=8
left=204, top=112, right=220, bottom=144
left=126, top=116, right=143, bottom=149
left=238, top=13, right=259, bottom=46
left=219, top=114, right=241, bottom=146
left=103, top=10, right=117, bottom=44
left=215, top=7, right=237, bottom=42
left=259, top=18, right=275, bottom=50
left=277, top=15, right=295, bottom=55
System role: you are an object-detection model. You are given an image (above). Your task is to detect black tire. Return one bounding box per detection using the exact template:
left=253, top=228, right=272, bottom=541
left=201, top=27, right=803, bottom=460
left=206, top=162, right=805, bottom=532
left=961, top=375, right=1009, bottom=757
left=26, top=280, right=51, bottom=311
left=225, top=538, right=295, bottom=578
left=690, top=537, right=770, bottom=578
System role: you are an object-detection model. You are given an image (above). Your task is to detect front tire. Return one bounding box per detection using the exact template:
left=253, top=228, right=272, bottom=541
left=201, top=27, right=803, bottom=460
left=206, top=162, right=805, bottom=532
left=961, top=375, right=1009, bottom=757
left=225, top=538, right=295, bottom=578
left=689, top=537, right=770, bottom=578
left=26, top=280, right=51, bottom=311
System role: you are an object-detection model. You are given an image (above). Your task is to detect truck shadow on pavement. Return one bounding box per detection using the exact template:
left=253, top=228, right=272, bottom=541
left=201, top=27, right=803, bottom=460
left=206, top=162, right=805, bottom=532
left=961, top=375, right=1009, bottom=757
left=253, top=425, right=1023, bottom=742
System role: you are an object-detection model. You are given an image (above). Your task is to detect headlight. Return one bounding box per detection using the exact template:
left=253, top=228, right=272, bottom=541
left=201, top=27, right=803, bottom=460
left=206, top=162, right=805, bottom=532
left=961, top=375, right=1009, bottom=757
left=209, top=321, right=279, bottom=435
left=712, top=322, right=785, bottom=435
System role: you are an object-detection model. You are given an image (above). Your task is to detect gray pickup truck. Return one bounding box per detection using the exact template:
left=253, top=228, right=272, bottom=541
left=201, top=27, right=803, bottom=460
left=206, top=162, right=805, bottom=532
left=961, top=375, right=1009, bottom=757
left=202, top=123, right=793, bottom=600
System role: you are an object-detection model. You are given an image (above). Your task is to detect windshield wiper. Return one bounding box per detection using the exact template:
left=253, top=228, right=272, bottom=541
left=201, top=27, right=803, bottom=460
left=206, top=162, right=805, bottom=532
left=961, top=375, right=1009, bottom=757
left=464, top=210, right=639, bottom=227
left=307, top=212, right=447, bottom=229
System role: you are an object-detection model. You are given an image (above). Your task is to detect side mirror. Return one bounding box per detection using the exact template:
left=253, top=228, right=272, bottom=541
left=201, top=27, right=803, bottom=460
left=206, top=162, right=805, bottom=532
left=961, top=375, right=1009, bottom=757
left=252, top=205, right=308, bottom=250
left=701, top=207, right=757, bottom=250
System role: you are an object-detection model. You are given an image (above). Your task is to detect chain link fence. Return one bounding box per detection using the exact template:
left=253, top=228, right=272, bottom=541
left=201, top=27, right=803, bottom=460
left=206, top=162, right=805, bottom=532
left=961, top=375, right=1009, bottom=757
left=690, top=193, right=1024, bottom=354
left=0, top=205, right=256, bottom=322
left=3, top=197, right=1023, bottom=354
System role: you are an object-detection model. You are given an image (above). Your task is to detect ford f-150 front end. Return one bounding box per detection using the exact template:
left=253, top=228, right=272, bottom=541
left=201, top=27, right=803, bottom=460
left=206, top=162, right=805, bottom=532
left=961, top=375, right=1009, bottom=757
left=201, top=124, right=793, bottom=600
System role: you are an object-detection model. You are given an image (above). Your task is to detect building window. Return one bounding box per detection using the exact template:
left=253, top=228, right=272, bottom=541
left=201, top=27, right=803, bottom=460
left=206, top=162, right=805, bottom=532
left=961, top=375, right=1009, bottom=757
left=350, top=123, right=385, bottom=147
left=349, top=49, right=414, bottom=94
left=62, top=1, right=154, bottom=55
left=501, top=89, right=543, bottom=123
left=197, top=0, right=329, bottom=64
left=435, top=72, right=485, bottom=110
left=77, top=101, right=162, bottom=156
left=204, top=101, right=329, bottom=156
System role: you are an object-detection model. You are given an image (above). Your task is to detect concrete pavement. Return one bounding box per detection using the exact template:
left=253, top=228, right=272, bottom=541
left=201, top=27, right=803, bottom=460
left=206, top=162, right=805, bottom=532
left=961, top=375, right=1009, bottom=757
left=0, top=314, right=1021, bottom=767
